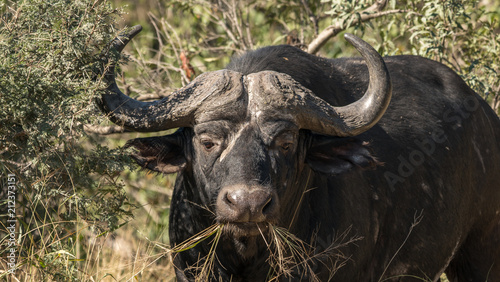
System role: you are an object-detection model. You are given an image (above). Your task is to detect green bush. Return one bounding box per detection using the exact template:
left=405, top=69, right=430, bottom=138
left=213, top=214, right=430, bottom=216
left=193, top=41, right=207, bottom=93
left=0, top=0, right=136, bottom=280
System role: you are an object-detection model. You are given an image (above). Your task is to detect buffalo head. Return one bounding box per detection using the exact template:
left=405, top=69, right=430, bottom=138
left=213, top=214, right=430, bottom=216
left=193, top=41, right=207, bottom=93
left=98, top=25, right=391, bottom=255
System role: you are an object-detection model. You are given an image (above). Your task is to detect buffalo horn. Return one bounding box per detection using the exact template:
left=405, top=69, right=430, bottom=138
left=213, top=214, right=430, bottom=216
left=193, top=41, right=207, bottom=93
left=295, top=33, right=392, bottom=137
left=99, top=25, right=214, bottom=132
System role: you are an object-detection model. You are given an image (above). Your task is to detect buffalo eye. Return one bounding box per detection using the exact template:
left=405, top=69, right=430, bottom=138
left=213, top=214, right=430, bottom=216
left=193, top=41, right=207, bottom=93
left=201, top=139, right=216, bottom=151
left=281, top=142, right=293, bottom=152
left=275, top=131, right=296, bottom=154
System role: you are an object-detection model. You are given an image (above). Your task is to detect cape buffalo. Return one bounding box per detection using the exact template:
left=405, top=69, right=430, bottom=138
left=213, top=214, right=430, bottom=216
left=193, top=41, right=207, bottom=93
left=99, top=25, right=500, bottom=281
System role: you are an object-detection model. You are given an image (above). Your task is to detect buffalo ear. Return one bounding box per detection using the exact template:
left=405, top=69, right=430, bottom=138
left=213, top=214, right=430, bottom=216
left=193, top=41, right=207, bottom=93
left=125, top=132, right=187, bottom=174
left=306, top=134, right=379, bottom=175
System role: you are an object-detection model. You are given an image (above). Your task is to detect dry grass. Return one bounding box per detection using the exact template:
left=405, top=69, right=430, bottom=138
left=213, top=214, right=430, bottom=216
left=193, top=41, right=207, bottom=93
left=0, top=168, right=177, bottom=281
left=168, top=224, right=224, bottom=282
left=0, top=220, right=175, bottom=281
left=263, top=225, right=362, bottom=281
left=156, top=221, right=362, bottom=281
left=1, top=202, right=450, bottom=282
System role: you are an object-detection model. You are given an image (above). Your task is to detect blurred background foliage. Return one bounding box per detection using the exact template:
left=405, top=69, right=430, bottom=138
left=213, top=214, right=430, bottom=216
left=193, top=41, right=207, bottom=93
left=0, top=0, right=498, bottom=281
left=110, top=0, right=500, bottom=114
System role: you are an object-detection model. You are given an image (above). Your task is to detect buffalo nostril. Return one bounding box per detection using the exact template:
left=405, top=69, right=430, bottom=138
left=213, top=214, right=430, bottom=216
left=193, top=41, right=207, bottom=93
left=247, top=190, right=276, bottom=222
left=261, top=197, right=273, bottom=215
left=222, top=189, right=251, bottom=222
left=225, top=191, right=235, bottom=205
left=225, top=189, right=246, bottom=207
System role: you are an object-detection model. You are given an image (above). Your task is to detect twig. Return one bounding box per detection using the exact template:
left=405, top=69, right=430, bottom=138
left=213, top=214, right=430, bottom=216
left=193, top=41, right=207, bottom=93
left=229, top=0, right=245, bottom=48
left=148, top=12, right=192, bottom=86
left=288, top=170, right=313, bottom=230
left=0, top=158, right=29, bottom=169
left=307, top=0, right=409, bottom=54
left=377, top=210, right=424, bottom=282
left=301, top=0, right=319, bottom=36
left=244, top=4, right=254, bottom=50
left=128, top=188, right=161, bottom=224
left=84, top=124, right=130, bottom=135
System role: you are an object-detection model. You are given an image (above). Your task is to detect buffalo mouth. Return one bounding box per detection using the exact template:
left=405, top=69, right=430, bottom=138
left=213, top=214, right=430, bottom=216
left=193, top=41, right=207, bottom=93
left=222, top=221, right=271, bottom=238
left=220, top=222, right=272, bottom=259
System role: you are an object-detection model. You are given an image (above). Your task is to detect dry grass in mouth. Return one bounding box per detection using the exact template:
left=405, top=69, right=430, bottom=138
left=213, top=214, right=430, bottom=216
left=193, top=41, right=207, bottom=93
left=168, top=223, right=224, bottom=281
left=170, top=224, right=224, bottom=254
left=132, top=211, right=444, bottom=282
left=164, top=223, right=361, bottom=281
left=264, top=225, right=314, bottom=280
left=264, top=225, right=362, bottom=282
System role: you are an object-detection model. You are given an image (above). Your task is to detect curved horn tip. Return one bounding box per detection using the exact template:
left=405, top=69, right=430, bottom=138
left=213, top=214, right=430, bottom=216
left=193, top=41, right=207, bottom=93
left=125, top=25, right=143, bottom=38
left=343, top=33, right=356, bottom=41
left=112, top=25, right=143, bottom=51
left=343, top=33, right=371, bottom=49
left=343, top=33, right=357, bottom=43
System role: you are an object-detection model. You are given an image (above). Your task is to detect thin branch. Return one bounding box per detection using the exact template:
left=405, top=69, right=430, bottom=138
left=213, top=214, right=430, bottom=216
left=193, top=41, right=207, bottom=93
left=84, top=124, right=130, bottom=135
left=149, top=12, right=192, bottom=86
left=217, top=18, right=240, bottom=48
left=129, top=188, right=162, bottom=224
left=230, top=0, right=245, bottom=48
left=307, top=0, right=409, bottom=54
left=245, top=4, right=254, bottom=50
left=301, top=0, right=318, bottom=36
left=209, top=0, right=250, bottom=51
left=0, top=158, right=29, bottom=169
left=377, top=210, right=424, bottom=282
left=275, top=18, right=292, bottom=34
left=365, top=0, right=388, bottom=13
